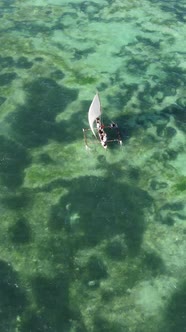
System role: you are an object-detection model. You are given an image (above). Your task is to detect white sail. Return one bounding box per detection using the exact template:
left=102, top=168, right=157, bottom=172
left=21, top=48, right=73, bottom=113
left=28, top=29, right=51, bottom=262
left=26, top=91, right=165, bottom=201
left=88, top=93, right=101, bottom=137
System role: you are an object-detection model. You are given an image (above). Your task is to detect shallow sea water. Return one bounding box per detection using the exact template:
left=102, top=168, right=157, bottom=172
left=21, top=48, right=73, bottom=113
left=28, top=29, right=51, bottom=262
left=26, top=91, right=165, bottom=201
left=0, top=0, right=186, bottom=331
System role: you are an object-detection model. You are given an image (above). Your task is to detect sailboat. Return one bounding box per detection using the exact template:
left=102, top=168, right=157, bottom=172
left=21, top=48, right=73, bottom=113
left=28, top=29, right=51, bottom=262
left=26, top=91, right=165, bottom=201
left=83, top=93, right=122, bottom=149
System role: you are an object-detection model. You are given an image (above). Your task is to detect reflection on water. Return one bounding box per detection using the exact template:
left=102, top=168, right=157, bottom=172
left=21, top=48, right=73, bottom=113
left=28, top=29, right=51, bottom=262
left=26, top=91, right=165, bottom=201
left=0, top=0, right=185, bottom=331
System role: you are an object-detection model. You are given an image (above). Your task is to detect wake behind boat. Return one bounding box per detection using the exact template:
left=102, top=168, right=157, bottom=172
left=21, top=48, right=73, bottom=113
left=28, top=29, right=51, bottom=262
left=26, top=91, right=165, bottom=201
left=83, top=93, right=122, bottom=149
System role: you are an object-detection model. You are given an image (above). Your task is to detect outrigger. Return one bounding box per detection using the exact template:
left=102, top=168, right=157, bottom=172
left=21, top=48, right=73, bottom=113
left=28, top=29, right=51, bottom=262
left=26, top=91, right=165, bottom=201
left=83, top=93, right=122, bottom=149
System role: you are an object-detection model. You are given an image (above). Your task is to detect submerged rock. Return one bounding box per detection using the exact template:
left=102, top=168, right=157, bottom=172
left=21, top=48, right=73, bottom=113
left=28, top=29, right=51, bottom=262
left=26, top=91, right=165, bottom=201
left=105, top=235, right=128, bottom=260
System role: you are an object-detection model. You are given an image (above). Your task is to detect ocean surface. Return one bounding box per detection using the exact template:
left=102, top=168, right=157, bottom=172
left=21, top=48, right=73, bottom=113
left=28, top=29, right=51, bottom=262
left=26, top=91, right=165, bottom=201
left=0, top=0, right=186, bottom=331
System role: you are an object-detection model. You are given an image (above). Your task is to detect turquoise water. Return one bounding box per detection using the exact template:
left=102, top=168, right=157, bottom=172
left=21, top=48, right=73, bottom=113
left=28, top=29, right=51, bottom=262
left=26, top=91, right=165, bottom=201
left=0, top=0, right=186, bottom=331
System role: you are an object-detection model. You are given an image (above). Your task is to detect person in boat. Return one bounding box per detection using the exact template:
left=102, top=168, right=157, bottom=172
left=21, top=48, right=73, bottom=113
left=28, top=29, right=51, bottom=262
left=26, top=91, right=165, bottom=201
left=98, top=129, right=107, bottom=148
left=101, top=133, right=107, bottom=148
left=110, top=122, right=118, bottom=129
left=102, top=132, right=107, bottom=143
left=98, top=128, right=103, bottom=140
left=96, top=117, right=101, bottom=129
left=96, top=117, right=105, bottom=129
